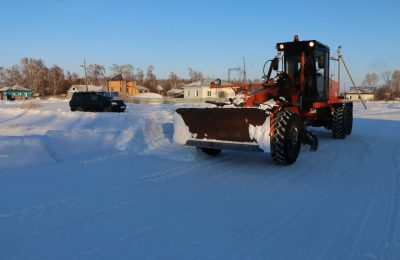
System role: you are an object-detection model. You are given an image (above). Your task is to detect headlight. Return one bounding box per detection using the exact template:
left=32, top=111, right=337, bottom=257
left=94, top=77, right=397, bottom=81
left=111, top=101, right=117, bottom=105
left=279, top=44, right=284, bottom=50
left=308, top=41, right=315, bottom=47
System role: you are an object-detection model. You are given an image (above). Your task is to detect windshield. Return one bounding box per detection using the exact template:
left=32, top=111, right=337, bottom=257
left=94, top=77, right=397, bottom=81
left=285, top=55, right=301, bottom=79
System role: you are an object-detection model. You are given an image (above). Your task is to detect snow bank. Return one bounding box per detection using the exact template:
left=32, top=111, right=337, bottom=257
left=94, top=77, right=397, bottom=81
left=0, top=101, right=191, bottom=169
left=134, top=93, right=163, bottom=98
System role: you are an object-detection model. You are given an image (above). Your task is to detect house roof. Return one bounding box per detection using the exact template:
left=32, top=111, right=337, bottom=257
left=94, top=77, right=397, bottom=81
left=346, top=87, right=376, bottom=94
left=68, top=85, right=106, bottom=92
left=167, top=88, right=184, bottom=94
left=110, top=74, right=124, bottom=81
left=136, top=85, right=149, bottom=90
left=0, top=85, right=31, bottom=92
left=109, top=74, right=136, bottom=82
left=184, top=78, right=231, bottom=88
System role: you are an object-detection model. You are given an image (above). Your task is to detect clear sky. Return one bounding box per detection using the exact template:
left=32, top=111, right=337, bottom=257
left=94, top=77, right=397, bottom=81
left=1, top=0, right=399, bottom=88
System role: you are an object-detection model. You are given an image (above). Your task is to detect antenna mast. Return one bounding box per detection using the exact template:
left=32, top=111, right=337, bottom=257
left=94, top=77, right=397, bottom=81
left=242, top=57, right=247, bottom=84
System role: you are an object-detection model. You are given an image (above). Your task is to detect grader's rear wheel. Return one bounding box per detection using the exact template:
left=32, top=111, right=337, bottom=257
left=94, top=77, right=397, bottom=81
left=344, top=103, right=353, bottom=135
left=331, top=106, right=346, bottom=139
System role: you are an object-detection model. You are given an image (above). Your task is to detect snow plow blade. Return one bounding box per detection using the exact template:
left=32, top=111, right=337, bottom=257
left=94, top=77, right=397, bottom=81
left=174, top=108, right=270, bottom=152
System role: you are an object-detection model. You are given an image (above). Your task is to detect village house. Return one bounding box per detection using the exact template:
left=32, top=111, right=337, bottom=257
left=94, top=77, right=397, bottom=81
left=166, top=88, right=184, bottom=98
left=0, top=85, right=32, bottom=100
left=345, top=87, right=375, bottom=101
left=136, top=85, right=150, bottom=94
left=108, top=74, right=138, bottom=96
left=183, top=78, right=234, bottom=99
left=67, top=85, right=107, bottom=99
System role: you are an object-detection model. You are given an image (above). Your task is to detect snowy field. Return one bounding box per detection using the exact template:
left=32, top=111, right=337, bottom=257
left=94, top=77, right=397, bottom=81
left=0, top=99, right=400, bottom=259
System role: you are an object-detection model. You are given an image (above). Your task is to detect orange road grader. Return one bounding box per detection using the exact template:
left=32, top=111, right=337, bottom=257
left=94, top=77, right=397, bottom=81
left=174, top=36, right=353, bottom=165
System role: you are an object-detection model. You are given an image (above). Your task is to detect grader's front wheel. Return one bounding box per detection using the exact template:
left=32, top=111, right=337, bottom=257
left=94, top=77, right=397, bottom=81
left=271, top=110, right=302, bottom=165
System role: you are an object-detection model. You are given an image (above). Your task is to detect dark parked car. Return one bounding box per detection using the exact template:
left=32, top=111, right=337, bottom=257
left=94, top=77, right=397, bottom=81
left=69, top=92, right=126, bottom=112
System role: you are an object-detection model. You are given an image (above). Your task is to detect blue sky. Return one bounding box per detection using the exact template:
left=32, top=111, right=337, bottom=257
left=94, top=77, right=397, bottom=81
left=1, top=0, right=399, bottom=88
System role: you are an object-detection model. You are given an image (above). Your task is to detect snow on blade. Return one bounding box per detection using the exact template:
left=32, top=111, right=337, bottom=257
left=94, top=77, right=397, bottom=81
left=173, top=111, right=193, bottom=144
left=232, top=93, right=246, bottom=106
left=249, top=116, right=271, bottom=152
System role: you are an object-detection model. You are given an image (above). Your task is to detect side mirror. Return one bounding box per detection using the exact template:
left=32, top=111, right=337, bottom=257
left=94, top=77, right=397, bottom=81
left=272, top=57, right=279, bottom=71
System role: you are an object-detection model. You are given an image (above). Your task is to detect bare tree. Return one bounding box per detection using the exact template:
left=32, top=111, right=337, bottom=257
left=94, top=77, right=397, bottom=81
left=87, top=64, right=106, bottom=86
left=188, top=67, right=203, bottom=82
left=66, top=71, right=79, bottom=84
left=20, top=58, right=48, bottom=95
left=168, top=72, right=179, bottom=89
left=392, top=70, right=400, bottom=93
left=4, top=65, right=23, bottom=86
left=144, top=65, right=157, bottom=91
left=48, top=65, right=65, bottom=95
left=362, top=72, right=379, bottom=89
left=382, top=70, right=392, bottom=87
left=0, top=66, right=5, bottom=85
left=135, top=68, right=144, bottom=84
left=60, top=71, right=80, bottom=93
left=111, top=64, right=135, bottom=80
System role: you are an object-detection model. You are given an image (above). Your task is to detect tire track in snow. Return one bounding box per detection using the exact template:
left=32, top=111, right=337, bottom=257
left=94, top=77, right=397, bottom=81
left=314, top=135, right=400, bottom=259
left=0, top=109, right=28, bottom=124
left=344, top=137, right=400, bottom=259
left=3, top=155, right=241, bottom=259
left=0, top=153, right=239, bottom=258
left=312, top=138, right=383, bottom=258
left=137, top=153, right=237, bottom=183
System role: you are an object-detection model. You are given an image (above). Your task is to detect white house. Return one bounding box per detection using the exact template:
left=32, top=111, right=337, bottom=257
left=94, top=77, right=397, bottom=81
left=67, top=85, right=107, bottom=98
left=136, top=85, right=150, bottom=94
left=166, top=88, right=184, bottom=98
left=345, top=87, right=375, bottom=101
left=183, top=78, right=235, bottom=99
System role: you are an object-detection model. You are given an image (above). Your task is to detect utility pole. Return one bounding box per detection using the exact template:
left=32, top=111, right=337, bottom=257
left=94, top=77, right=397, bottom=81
left=81, top=59, right=88, bottom=92
left=227, top=67, right=240, bottom=83
left=337, top=46, right=341, bottom=91
left=331, top=46, right=367, bottom=109
left=242, top=57, right=247, bottom=85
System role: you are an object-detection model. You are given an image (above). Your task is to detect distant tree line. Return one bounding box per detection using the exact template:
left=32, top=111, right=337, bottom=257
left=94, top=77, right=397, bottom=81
left=0, top=58, right=205, bottom=96
left=360, top=70, right=400, bottom=100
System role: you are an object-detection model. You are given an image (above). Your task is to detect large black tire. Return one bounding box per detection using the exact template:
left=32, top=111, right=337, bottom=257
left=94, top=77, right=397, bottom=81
left=344, top=103, right=353, bottom=135
left=331, top=106, right=346, bottom=139
left=271, top=110, right=302, bottom=165
left=201, top=148, right=221, bottom=156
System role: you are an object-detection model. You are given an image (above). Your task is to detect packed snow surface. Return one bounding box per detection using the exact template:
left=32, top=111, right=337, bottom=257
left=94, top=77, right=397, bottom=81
left=1, top=100, right=400, bottom=259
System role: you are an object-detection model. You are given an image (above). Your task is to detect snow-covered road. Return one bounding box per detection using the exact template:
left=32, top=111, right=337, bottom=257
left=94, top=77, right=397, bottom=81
left=0, top=100, right=399, bottom=259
